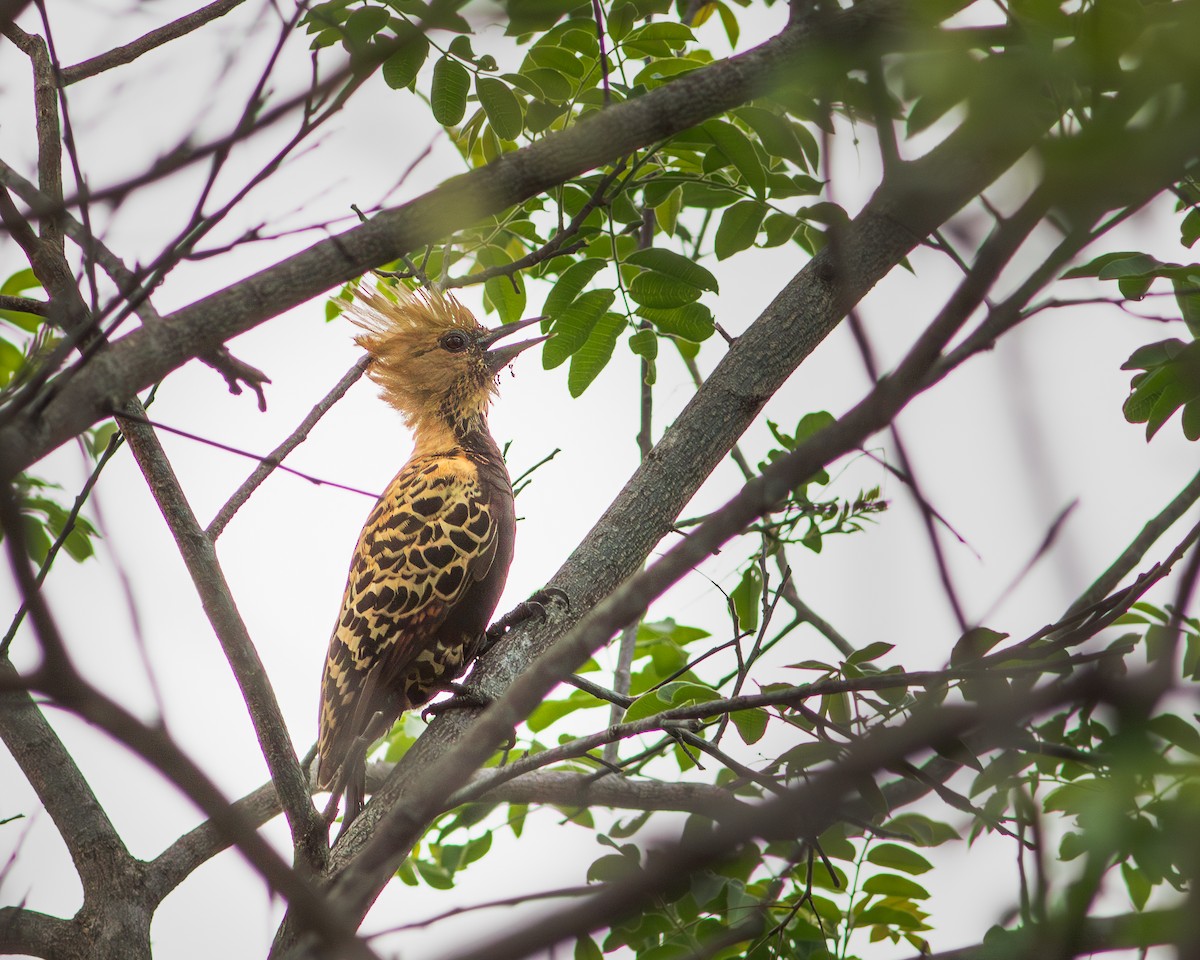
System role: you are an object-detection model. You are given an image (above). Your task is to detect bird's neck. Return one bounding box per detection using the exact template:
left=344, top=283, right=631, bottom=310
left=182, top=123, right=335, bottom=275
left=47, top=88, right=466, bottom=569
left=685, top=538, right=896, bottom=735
left=410, top=407, right=492, bottom=458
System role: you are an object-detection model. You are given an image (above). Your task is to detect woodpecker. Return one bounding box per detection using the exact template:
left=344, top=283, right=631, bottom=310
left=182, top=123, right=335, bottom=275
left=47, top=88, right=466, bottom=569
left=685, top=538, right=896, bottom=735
left=317, top=283, right=546, bottom=820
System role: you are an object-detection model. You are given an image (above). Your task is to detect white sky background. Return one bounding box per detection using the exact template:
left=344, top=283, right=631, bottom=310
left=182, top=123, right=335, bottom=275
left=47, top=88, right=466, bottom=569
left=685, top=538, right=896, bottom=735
left=1, top=1, right=1197, bottom=958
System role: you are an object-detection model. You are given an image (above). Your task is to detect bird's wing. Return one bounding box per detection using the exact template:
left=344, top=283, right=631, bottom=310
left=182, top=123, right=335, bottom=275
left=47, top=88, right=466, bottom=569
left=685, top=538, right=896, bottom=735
left=317, top=455, right=501, bottom=789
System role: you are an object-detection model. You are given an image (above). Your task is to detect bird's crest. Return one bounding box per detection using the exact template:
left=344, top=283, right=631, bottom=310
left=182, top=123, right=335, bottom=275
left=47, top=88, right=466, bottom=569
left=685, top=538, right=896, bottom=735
left=347, top=283, right=492, bottom=433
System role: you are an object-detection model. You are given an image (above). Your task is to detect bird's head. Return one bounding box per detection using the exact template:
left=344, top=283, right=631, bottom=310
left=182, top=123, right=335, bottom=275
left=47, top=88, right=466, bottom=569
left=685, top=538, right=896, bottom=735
left=347, top=283, right=546, bottom=435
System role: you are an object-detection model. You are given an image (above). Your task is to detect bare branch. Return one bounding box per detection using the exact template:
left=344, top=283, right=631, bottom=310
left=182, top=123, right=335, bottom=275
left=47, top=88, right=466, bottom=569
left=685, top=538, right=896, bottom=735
left=206, top=357, right=370, bottom=540
left=0, top=906, right=75, bottom=959
left=113, top=403, right=327, bottom=867
left=61, top=0, right=248, bottom=85
left=0, top=658, right=132, bottom=898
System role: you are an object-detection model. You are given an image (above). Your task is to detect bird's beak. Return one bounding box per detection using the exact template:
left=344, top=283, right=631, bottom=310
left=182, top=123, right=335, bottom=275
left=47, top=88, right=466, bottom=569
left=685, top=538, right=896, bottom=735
left=482, top=315, right=550, bottom=372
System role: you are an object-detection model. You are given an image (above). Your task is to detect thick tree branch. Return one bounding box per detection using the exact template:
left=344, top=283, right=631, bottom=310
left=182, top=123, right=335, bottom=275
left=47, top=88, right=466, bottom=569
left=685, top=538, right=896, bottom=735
left=311, top=196, right=1051, bottom=935
left=0, top=0, right=912, bottom=477
left=0, top=659, right=132, bottom=898
left=0, top=905, right=75, bottom=959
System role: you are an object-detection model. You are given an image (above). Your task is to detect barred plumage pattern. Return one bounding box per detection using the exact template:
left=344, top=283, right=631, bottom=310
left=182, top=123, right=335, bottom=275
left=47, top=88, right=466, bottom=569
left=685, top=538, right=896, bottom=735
left=316, top=284, right=543, bottom=804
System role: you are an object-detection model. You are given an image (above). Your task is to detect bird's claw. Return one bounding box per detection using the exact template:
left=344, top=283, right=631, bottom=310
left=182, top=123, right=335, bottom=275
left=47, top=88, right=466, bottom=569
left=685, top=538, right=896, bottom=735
left=421, top=686, right=517, bottom=752
left=422, top=682, right=489, bottom=721
left=481, top=587, right=569, bottom=653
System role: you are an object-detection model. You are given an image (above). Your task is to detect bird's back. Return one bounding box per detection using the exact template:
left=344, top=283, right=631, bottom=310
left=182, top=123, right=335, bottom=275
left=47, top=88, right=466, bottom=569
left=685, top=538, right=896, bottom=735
left=317, top=428, right=515, bottom=792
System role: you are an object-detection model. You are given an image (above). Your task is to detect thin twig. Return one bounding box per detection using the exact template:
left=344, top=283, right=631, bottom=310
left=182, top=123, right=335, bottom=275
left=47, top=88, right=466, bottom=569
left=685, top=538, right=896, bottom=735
left=206, top=357, right=370, bottom=539
left=61, top=0, right=248, bottom=85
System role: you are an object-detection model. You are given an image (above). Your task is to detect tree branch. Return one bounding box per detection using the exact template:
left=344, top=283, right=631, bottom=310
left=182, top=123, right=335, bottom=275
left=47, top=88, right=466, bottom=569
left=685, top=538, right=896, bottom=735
left=113, top=403, right=326, bottom=868
left=205, top=357, right=369, bottom=540
left=311, top=194, right=1052, bottom=935
left=0, top=905, right=76, bottom=959
left=0, top=659, right=132, bottom=899
left=0, top=0, right=916, bottom=478
left=1066, top=466, right=1200, bottom=617
left=430, top=673, right=1122, bottom=960
left=61, top=0, right=248, bottom=86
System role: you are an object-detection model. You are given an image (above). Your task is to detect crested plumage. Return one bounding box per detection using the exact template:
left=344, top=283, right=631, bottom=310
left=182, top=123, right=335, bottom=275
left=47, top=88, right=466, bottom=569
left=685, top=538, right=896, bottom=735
left=317, top=283, right=545, bottom=817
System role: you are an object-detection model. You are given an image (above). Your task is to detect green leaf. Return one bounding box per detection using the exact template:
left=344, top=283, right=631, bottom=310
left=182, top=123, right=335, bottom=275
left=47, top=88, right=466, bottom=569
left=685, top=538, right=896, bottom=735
left=1174, top=277, right=1200, bottom=338
left=846, top=641, right=894, bottom=666
left=762, top=212, right=799, bottom=247
left=637, top=618, right=710, bottom=646
left=543, top=288, right=615, bottom=368
left=627, top=272, right=702, bottom=309
left=414, top=859, right=455, bottom=889
left=524, top=67, right=573, bottom=102
left=606, top=2, right=636, bottom=41
left=867, top=843, right=933, bottom=875
left=382, top=33, right=429, bottom=88
left=701, top=119, right=766, bottom=198
left=1097, top=253, right=1162, bottom=281
left=588, top=852, right=637, bottom=882
left=461, top=831, right=493, bottom=867
left=21, top=514, right=51, bottom=564
left=543, top=260, right=606, bottom=316
left=882, top=813, right=960, bottom=847
left=635, top=303, right=715, bottom=342
left=731, top=565, right=762, bottom=632
left=1182, top=208, right=1200, bottom=249
left=652, top=185, right=682, bottom=237
left=527, top=689, right=603, bottom=731
left=622, top=21, right=694, bottom=51
left=343, top=5, right=389, bottom=45
left=431, top=56, right=470, bottom=126
left=1184, top=399, right=1200, bottom=441
left=862, top=874, right=930, bottom=900
left=508, top=802, right=528, bottom=837
left=395, top=859, right=419, bottom=885
left=1, top=267, right=40, bottom=297
left=527, top=43, right=587, bottom=79
left=484, top=273, right=526, bottom=326
left=714, top=201, right=766, bottom=260
left=61, top=525, right=95, bottom=562
left=1147, top=714, right=1200, bottom=756
left=624, top=686, right=672, bottom=724
left=1122, top=861, right=1151, bottom=911
left=736, top=106, right=807, bottom=167
left=567, top=311, right=624, bottom=397
left=0, top=338, right=22, bottom=387
left=625, top=248, right=719, bottom=293
left=731, top=708, right=768, bottom=744
left=477, top=77, right=524, bottom=140
left=575, top=936, right=603, bottom=960
left=632, top=56, right=706, bottom=87
left=950, top=627, right=1008, bottom=665
left=715, top=0, right=740, bottom=46
left=1061, top=251, right=1146, bottom=279
left=628, top=328, right=658, bottom=361
left=0, top=267, right=44, bottom=331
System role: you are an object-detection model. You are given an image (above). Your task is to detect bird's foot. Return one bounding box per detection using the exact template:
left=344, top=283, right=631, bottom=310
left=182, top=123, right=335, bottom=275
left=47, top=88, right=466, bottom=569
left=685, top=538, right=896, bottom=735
left=421, top=682, right=488, bottom=720
left=481, top=587, right=569, bottom=654
left=421, top=684, right=517, bottom=751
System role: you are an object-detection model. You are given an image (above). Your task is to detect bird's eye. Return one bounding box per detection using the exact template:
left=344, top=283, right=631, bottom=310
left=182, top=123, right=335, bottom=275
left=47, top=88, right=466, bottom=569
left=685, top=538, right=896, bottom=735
left=440, top=331, right=468, bottom=353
